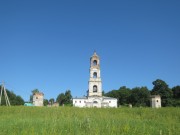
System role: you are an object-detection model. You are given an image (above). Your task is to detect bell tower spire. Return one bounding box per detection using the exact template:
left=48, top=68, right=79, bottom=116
left=88, top=52, right=102, bottom=97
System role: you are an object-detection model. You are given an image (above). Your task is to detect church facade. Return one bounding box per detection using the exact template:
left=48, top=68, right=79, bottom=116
left=73, top=52, right=117, bottom=108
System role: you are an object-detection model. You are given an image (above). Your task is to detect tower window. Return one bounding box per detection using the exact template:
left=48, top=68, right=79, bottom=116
left=93, top=60, right=97, bottom=66
left=93, top=85, right=98, bottom=92
left=93, top=72, right=97, bottom=78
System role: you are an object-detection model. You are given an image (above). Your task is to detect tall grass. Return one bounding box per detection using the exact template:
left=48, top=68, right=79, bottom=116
left=0, top=107, right=179, bottom=135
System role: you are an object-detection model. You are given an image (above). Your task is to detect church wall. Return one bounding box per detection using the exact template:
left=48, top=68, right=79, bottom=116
left=73, top=99, right=87, bottom=108
left=90, top=69, right=101, bottom=78
left=88, top=81, right=102, bottom=96
left=73, top=97, right=118, bottom=108
left=103, top=99, right=118, bottom=108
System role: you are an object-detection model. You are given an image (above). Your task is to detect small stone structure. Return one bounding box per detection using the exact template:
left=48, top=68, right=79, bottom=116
left=52, top=102, right=59, bottom=107
left=47, top=102, right=59, bottom=107
left=150, top=95, right=161, bottom=108
left=33, top=92, right=44, bottom=106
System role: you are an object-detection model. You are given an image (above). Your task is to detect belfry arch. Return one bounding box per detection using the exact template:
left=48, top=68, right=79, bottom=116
left=93, top=85, right=98, bottom=92
left=93, top=72, right=97, bottom=78
left=93, top=60, right=97, bottom=66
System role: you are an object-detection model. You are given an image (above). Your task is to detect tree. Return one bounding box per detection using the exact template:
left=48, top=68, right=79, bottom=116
left=49, top=98, right=55, bottom=105
left=105, top=87, right=131, bottom=106
left=64, top=90, right=72, bottom=104
left=56, top=93, right=65, bottom=105
left=171, top=86, right=180, bottom=107
left=105, top=90, right=119, bottom=98
left=43, top=99, right=49, bottom=106
left=118, top=86, right=131, bottom=105
left=172, top=86, right=180, bottom=99
left=130, top=87, right=150, bottom=107
left=56, top=90, right=72, bottom=106
left=0, top=85, right=24, bottom=106
left=151, top=79, right=173, bottom=106
left=32, top=89, right=39, bottom=94
left=15, top=96, right=24, bottom=105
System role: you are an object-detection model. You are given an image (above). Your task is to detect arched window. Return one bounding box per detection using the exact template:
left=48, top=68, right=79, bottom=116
left=93, top=101, right=98, bottom=104
left=93, top=85, right=98, bottom=92
left=93, top=60, right=97, bottom=66
left=93, top=72, right=97, bottom=78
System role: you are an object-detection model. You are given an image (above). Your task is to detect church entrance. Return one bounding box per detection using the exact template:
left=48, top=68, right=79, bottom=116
left=92, top=100, right=101, bottom=108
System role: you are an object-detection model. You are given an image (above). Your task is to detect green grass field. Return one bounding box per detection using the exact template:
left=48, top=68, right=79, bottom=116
left=0, top=107, right=179, bottom=135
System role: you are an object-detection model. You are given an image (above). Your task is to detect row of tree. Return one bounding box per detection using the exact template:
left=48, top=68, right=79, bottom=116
left=42, top=79, right=179, bottom=107
left=0, top=85, right=24, bottom=105
left=105, top=79, right=180, bottom=107
left=42, top=90, right=72, bottom=106
left=1, top=79, right=179, bottom=107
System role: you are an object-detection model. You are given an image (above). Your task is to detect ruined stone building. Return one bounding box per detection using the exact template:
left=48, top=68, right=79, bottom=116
left=150, top=95, right=161, bottom=108
left=33, top=92, right=44, bottom=106
left=73, top=52, right=117, bottom=108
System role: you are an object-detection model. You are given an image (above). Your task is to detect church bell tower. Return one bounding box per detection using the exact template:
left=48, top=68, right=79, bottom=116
left=88, top=52, right=102, bottom=97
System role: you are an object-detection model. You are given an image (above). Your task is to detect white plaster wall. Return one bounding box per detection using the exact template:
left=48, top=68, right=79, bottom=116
left=107, top=99, right=118, bottom=108
left=151, top=97, right=161, bottom=108
left=88, top=81, right=102, bottom=96
left=73, top=99, right=87, bottom=108
left=73, top=97, right=117, bottom=108
left=90, top=69, right=101, bottom=78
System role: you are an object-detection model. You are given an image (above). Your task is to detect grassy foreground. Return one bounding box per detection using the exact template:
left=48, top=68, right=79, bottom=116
left=0, top=107, right=179, bottom=135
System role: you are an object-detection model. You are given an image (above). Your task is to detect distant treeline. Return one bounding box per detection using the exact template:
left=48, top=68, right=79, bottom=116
left=105, top=79, right=180, bottom=107
left=1, top=79, right=180, bottom=107
left=46, top=79, right=180, bottom=107
left=43, top=90, right=72, bottom=106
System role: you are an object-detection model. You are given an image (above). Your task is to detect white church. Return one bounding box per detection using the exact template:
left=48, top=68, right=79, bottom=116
left=73, top=52, right=117, bottom=108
